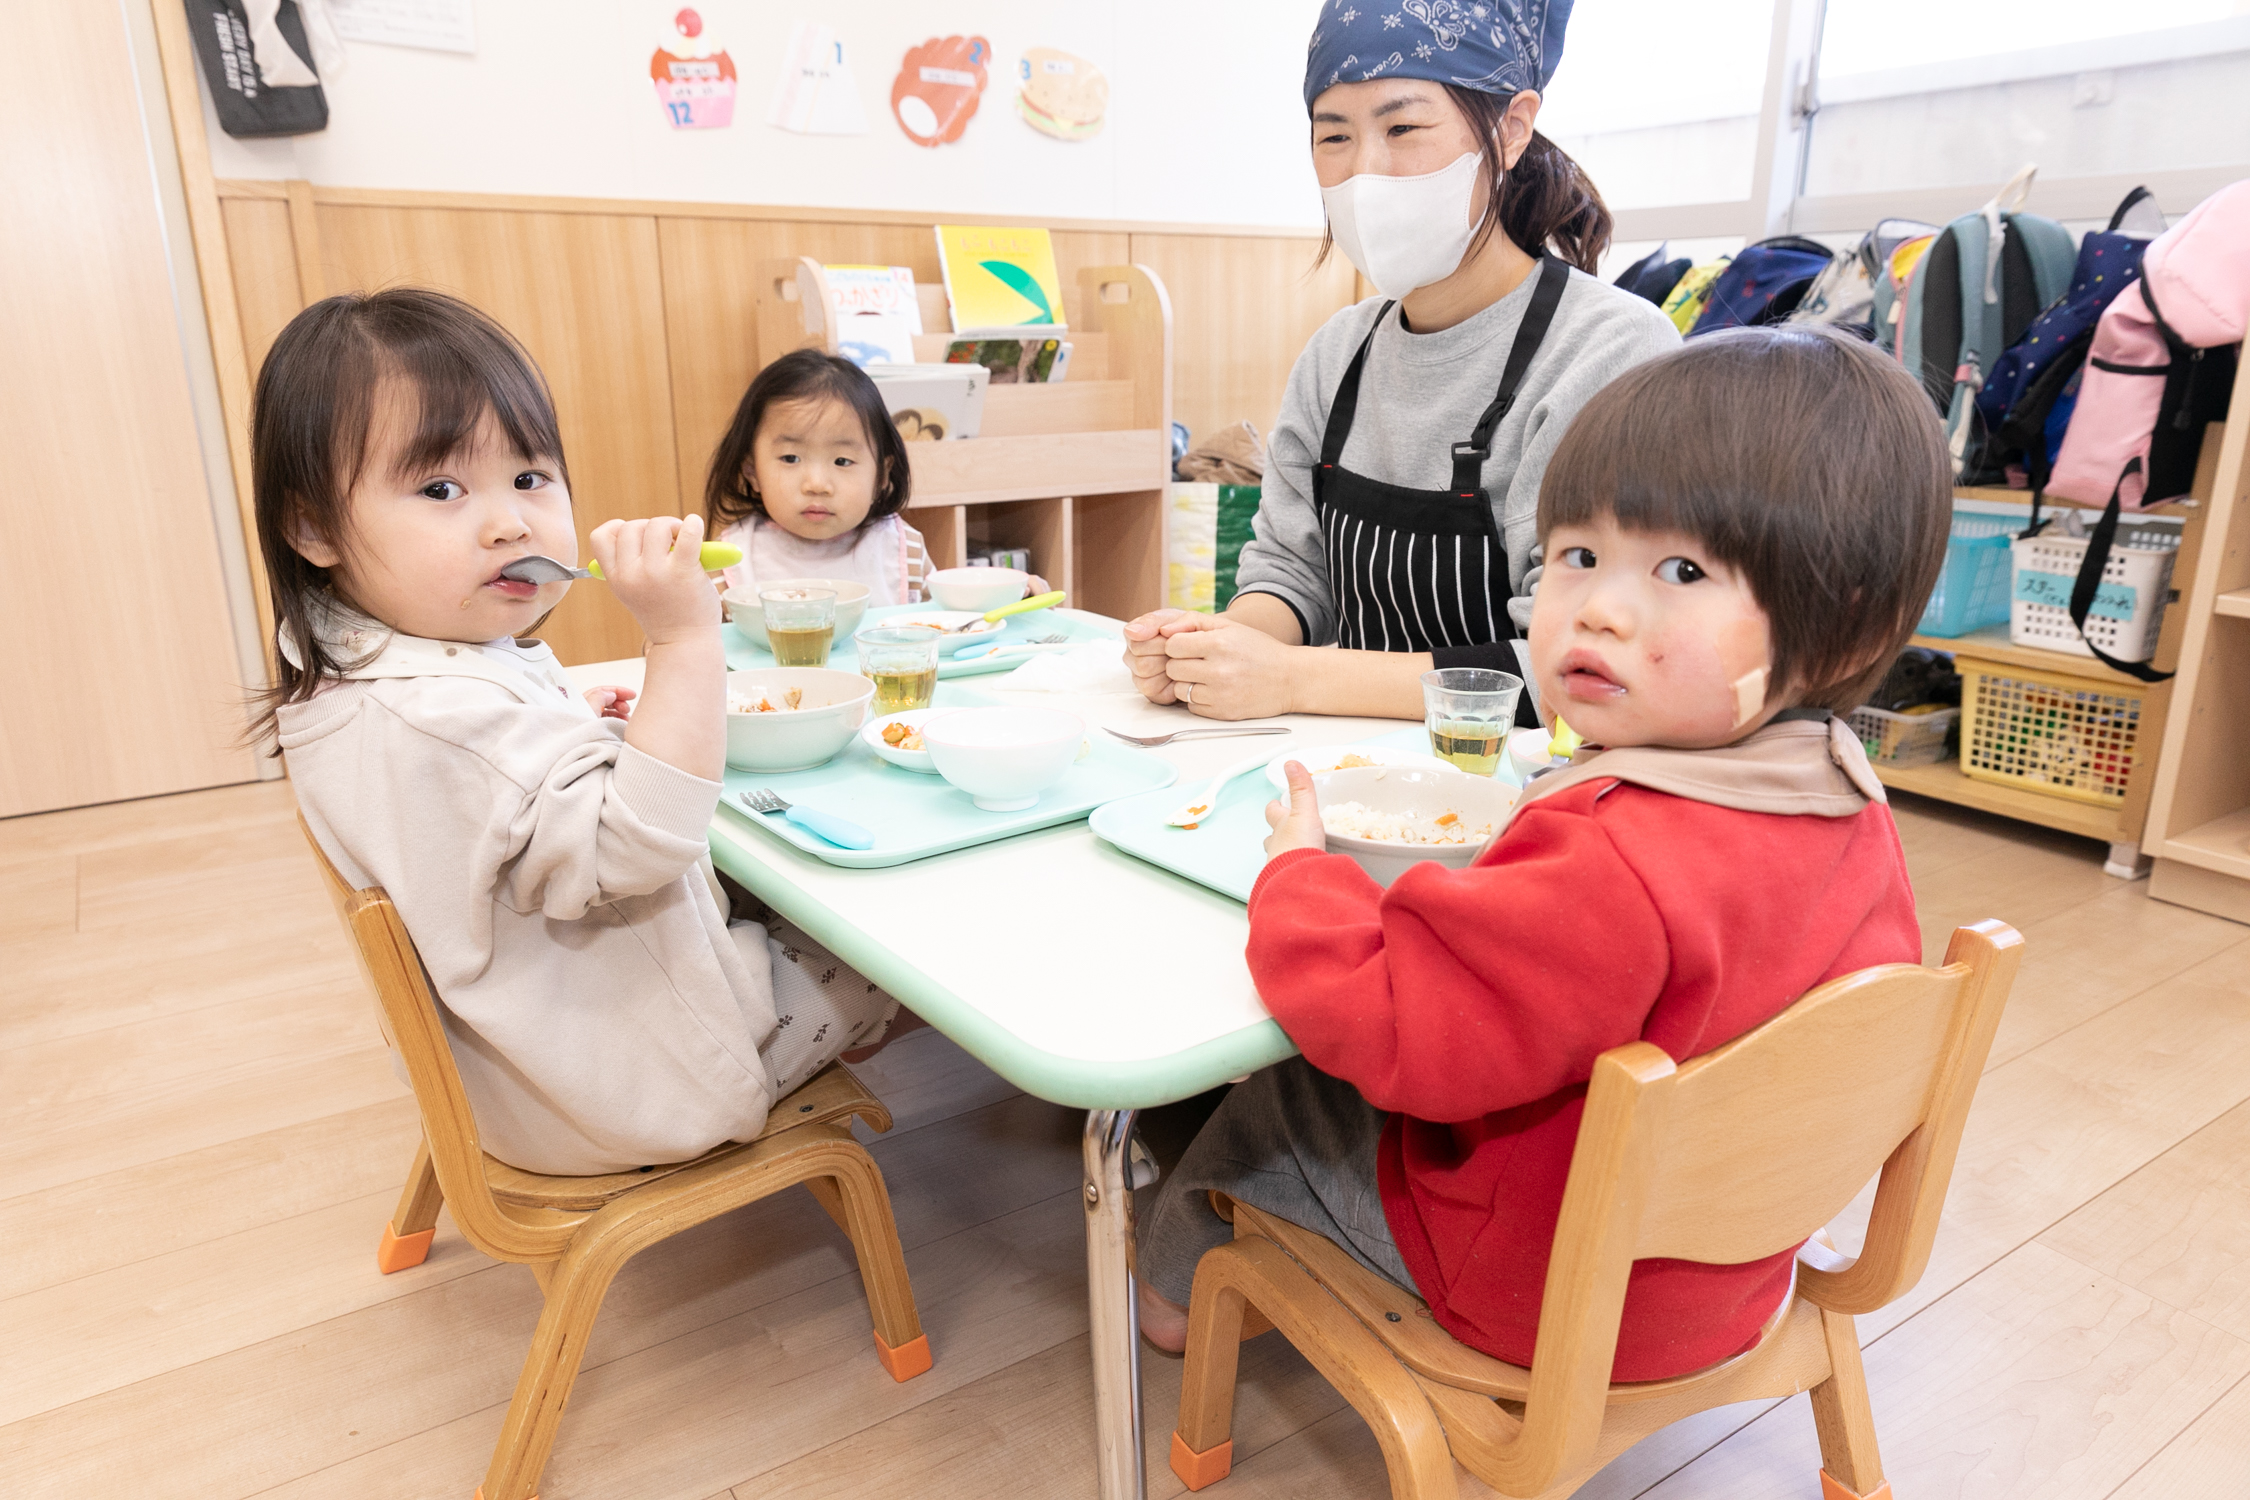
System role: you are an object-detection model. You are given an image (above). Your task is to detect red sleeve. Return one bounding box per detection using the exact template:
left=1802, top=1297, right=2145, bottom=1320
left=1244, top=799, right=1671, bottom=1122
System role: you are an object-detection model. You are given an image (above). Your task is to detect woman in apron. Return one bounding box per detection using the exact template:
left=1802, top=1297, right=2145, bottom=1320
left=1124, top=0, right=1679, bottom=723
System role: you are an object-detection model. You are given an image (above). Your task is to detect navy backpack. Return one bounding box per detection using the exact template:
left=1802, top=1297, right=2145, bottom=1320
left=1970, top=188, right=2165, bottom=493
left=1688, top=236, right=1836, bottom=335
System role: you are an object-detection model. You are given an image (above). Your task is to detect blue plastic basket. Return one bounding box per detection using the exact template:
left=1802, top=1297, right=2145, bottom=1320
left=1919, top=512, right=2017, bottom=637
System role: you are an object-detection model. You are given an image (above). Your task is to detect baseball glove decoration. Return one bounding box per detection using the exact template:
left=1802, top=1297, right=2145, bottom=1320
left=891, top=36, right=991, bottom=147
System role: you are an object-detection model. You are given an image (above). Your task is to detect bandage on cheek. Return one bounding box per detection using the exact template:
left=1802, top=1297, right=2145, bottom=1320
left=1718, top=616, right=1772, bottom=731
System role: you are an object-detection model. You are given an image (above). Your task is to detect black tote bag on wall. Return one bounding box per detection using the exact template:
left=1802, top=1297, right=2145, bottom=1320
left=185, top=0, right=328, bottom=138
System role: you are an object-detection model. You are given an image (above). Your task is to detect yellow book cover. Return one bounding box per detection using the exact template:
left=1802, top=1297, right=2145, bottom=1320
left=934, top=224, right=1066, bottom=329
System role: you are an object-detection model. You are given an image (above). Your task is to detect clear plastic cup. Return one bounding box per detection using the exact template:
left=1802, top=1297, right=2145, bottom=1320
left=1421, top=667, right=1523, bottom=776
left=760, top=587, right=835, bottom=667
left=855, top=625, right=944, bottom=712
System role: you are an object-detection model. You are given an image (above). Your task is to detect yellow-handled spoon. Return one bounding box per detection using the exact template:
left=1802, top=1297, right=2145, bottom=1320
left=496, top=541, right=742, bottom=585
left=943, top=590, right=1067, bottom=632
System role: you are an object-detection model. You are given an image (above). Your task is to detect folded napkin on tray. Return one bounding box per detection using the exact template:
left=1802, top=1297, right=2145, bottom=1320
left=1003, top=642, right=1135, bottom=694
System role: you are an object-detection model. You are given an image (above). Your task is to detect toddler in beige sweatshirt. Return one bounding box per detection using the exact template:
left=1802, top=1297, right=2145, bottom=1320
left=251, top=288, right=897, bottom=1175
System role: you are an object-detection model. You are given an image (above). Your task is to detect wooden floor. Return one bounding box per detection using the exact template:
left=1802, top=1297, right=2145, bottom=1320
left=7, top=779, right=2250, bottom=1500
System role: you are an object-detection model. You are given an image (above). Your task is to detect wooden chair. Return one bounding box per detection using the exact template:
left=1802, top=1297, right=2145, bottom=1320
left=1168, top=920, right=2024, bottom=1500
left=298, top=814, right=931, bottom=1500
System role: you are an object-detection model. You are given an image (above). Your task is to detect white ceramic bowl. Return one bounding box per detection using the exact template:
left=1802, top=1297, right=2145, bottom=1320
left=1310, top=765, right=1520, bottom=887
left=725, top=668, right=875, bottom=773
left=724, top=578, right=871, bottom=651
left=926, top=567, right=1030, bottom=613
left=920, top=705, right=1084, bottom=811
left=858, top=708, right=953, bottom=774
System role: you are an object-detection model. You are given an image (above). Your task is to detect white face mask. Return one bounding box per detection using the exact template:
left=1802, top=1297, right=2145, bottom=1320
left=1321, top=151, right=1484, bottom=299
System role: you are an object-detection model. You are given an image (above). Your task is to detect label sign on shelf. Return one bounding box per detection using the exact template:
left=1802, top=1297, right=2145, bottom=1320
left=2014, top=569, right=2136, bottom=621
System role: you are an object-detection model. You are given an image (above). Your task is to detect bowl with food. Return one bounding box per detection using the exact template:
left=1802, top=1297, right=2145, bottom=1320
left=725, top=668, right=875, bottom=773
left=1265, top=742, right=1453, bottom=792
left=859, top=708, right=953, bottom=773
left=926, top=566, right=1029, bottom=614
left=725, top=578, right=870, bottom=651
left=1308, top=765, right=1519, bottom=887
left=920, top=705, right=1084, bottom=811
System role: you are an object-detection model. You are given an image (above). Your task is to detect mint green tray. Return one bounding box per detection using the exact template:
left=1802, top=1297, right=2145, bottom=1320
left=721, top=685, right=1175, bottom=869
left=726, top=603, right=1119, bottom=680
left=1089, top=726, right=1480, bottom=902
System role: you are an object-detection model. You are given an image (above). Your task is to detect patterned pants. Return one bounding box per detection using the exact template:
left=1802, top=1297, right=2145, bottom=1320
left=726, top=917, right=898, bottom=1098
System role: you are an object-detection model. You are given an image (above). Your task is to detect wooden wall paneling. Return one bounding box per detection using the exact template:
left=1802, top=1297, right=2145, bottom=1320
left=0, top=2, right=259, bottom=813
left=1125, top=234, right=1359, bottom=447
left=313, top=204, right=683, bottom=665
left=283, top=180, right=326, bottom=303
left=658, top=219, right=775, bottom=516
left=220, top=198, right=308, bottom=386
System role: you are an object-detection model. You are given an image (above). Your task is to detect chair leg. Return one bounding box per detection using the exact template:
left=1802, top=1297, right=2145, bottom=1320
left=377, top=1139, right=444, bottom=1273
left=819, top=1147, right=931, bottom=1382
left=1172, top=1258, right=1253, bottom=1490
left=1808, top=1308, right=1890, bottom=1500
left=477, top=1232, right=634, bottom=1500
left=1174, top=1237, right=1459, bottom=1500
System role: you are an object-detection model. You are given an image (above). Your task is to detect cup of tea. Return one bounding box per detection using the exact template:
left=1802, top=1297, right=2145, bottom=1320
left=1420, top=667, right=1522, bottom=776
left=759, top=588, right=836, bottom=667
left=856, top=625, right=944, bottom=712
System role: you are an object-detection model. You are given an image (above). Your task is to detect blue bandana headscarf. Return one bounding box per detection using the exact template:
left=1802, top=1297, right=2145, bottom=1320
left=1304, top=0, right=1573, bottom=110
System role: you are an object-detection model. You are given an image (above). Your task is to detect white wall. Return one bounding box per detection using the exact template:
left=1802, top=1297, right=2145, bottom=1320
left=207, top=0, right=1333, bottom=228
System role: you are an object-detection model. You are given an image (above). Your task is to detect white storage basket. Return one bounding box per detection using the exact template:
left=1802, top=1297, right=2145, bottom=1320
left=1845, top=705, right=1957, bottom=767
left=2008, top=526, right=2180, bottom=664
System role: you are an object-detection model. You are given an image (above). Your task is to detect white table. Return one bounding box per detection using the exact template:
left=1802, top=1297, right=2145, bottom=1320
left=570, top=626, right=1406, bottom=1500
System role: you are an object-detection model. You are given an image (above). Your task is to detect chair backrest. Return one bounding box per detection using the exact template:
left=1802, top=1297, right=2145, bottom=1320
left=1513, top=920, right=2022, bottom=1486
left=298, top=812, right=563, bottom=1260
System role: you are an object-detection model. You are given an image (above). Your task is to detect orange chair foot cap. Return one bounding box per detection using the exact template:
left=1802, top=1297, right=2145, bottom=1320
left=376, top=1223, right=435, bottom=1274
left=874, top=1331, right=932, bottom=1382
left=1171, top=1432, right=1233, bottom=1491
left=470, top=1490, right=535, bottom=1500
left=1820, top=1474, right=1892, bottom=1500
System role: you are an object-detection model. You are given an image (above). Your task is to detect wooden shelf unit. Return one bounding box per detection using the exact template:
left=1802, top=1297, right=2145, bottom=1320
left=754, top=258, right=1173, bottom=621
left=1877, top=456, right=2222, bottom=873
left=2140, top=344, right=2250, bottom=925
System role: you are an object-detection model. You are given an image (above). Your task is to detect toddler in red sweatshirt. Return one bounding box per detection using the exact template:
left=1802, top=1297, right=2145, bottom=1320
left=1138, top=326, right=1955, bottom=1381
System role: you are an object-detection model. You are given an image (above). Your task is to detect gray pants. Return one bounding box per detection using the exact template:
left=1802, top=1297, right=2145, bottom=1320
left=1138, top=1056, right=1415, bottom=1306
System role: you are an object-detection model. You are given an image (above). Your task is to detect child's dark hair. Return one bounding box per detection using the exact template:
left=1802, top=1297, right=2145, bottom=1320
left=248, top=287, right=566, bottom=742
left=703, top=349, right=911, bottom=533
left=1539, top=326, right=1952, bottom=714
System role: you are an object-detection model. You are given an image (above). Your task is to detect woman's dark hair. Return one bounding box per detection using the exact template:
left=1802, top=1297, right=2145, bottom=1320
left=1539, top=326, right=1953, bottom=715
left=1447, top=86, right=1611, bottom=275
left=1315, top=86, right=1613, bottom=277
left=248, top=287, right=566, bottom=744
left=703, top=348, right=911, bottom=534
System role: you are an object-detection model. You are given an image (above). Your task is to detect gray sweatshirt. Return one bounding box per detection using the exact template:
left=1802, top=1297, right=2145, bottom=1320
left=1235, top=265, right=1680, bottom=642
left=279, top=615, right=778, bottom=1175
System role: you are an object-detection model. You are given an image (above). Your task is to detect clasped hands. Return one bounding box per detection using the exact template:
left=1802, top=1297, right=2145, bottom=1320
left=1120, top=608, right=1295, bottom=720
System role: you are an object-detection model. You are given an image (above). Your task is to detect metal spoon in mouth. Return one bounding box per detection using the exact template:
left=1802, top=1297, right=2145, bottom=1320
left=495, top=541, right=744, bottom=585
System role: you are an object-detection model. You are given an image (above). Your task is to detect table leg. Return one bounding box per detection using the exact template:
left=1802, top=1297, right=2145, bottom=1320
left=1084, top=1107, right=1144, bottom=1500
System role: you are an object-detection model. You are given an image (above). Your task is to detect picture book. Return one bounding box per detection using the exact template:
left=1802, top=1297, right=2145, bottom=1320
left=934, top=224, right=1067, bottom=330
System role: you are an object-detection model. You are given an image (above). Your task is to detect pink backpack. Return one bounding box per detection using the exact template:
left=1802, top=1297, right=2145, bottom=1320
left=2043, top=180, right=2246, bottom=678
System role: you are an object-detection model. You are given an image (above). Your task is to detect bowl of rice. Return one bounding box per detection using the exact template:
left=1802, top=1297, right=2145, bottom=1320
left=1310, top=765, right=1520, bottom=887
left=725, top=668, right=874, bottom=773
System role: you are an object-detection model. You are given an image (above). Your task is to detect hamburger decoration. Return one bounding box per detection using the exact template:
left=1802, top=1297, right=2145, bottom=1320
left=650, top=8, right=736, bottom=130
left=1016, top=48, right=1107, bottom=141
left=890, top=36, right=990, bottom=148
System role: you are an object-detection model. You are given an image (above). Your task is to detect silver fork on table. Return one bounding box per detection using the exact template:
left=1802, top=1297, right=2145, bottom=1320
left=737, top=789, right=873, bottom=850
left=1102, top=725, right=1293, bottom=748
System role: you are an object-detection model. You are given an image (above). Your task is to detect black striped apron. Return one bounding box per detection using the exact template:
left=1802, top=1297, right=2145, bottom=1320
left=1312, top=254, right=1569, bottom=656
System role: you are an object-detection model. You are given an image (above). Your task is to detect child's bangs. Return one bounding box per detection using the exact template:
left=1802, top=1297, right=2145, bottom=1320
left=372, top=325, right=566, bottom=484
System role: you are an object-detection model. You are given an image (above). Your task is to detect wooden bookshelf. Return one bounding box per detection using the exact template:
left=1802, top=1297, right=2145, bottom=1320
left=1881, top=461, right=2220, bottom=875
left=2139, top=347, right=2250, bottom=924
